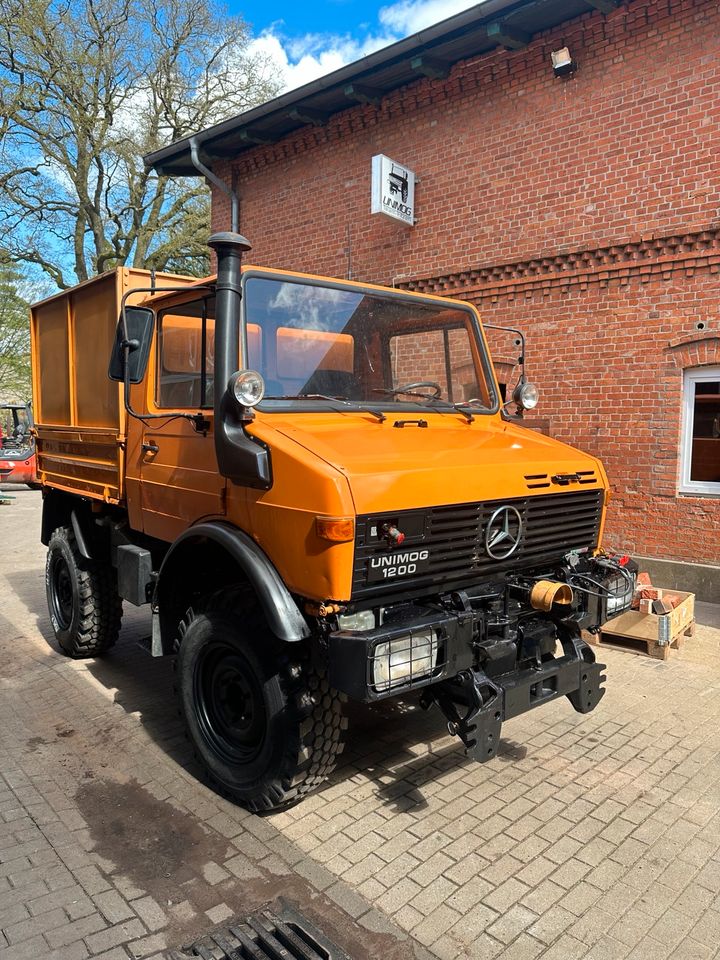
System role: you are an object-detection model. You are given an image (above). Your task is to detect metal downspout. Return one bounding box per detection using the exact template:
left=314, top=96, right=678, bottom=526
left=189, top=136, right=239, bottom=232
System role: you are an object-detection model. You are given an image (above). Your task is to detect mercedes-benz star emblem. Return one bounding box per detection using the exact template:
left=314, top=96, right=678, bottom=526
left=485, top=505, right=523, bottom=560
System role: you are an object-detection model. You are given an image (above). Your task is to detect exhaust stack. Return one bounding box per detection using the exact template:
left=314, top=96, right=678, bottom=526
left=208, top=231, right=251, bottom=423
left=208, top=232, right=271, bottom=489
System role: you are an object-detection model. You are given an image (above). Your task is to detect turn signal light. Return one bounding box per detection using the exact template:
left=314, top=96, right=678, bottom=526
left=316, top=516, right=355, bottom=543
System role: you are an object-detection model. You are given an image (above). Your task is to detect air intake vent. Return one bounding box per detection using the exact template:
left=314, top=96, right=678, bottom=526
left=172, top=908, right=350, bottom=960
left=576, top=470, right=597, bottom=484
left=526, top=470, right=598, bottom=489
left=525, top=473, right=550, bottom=489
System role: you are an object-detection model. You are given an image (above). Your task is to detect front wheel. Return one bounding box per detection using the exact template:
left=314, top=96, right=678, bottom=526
left=174, top=601, right=347, bottom=812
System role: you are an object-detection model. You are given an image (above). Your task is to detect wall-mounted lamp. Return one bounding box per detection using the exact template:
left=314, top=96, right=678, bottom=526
left=551, top=47, right=577, bottom=78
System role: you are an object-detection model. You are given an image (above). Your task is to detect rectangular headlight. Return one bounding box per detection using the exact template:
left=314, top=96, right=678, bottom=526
left=371, top=628, right=439, bottom=693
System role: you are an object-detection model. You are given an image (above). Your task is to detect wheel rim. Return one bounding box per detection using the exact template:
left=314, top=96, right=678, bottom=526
left=50, top=555, right=74, bottom=630
left=194, top=643, right=267, bottom=765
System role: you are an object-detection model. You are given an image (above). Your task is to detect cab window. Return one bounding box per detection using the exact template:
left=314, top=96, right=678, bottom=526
left=157, top=298, right=215, bottom=409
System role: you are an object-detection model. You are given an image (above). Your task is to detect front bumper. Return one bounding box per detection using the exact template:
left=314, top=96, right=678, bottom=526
left=425, top=635, right=605, bottom=762
left=328, top=607, right=606, bottom=763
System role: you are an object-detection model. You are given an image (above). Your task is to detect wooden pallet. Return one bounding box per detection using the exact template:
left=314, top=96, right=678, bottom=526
left=585, top=620, right=696, bottom=661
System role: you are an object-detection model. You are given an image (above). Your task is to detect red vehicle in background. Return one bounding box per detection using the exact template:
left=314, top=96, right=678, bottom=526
left=0, top=403, right=37, bottom=486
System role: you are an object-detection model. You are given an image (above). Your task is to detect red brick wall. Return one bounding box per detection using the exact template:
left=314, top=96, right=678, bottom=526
left=469, top=272, right=720, bottom=564
left=211, top=0, right=720, bottom=565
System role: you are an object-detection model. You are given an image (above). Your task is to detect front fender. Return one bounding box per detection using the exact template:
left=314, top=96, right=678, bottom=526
left=155, top=521, right=311, bottom=651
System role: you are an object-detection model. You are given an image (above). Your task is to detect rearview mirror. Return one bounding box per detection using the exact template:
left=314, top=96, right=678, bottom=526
left=108, top=306, right=154, bottom=384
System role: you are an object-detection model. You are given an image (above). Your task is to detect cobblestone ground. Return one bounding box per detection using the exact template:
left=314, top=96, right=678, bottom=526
left=1, top=488, right=720, bottom=960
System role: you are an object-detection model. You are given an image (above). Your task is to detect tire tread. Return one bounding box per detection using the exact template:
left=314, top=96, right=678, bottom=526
left=174, top=593, right=346, bottom=812
left=47, top=526, right=122, bottom=658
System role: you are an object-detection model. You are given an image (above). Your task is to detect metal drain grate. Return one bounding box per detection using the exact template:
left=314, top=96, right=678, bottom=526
left=171, top=906, right=351, bottom=960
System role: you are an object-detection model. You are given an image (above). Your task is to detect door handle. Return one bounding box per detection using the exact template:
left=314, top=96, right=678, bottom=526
left=142, top=442, right=159, bottom=455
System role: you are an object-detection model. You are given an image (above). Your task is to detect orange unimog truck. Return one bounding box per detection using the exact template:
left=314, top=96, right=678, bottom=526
left=31, top=232, right=636, bottom=811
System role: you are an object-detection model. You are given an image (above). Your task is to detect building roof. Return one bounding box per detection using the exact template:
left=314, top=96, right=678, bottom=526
left=145, top=0, right=614, bottom=176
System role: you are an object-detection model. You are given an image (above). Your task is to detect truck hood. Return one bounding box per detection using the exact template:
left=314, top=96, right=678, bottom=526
left=259, top=412, right=605, bottom=514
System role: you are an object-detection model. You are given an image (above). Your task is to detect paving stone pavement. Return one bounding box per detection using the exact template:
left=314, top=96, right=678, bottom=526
left=1, top=487, right=720, bottom=960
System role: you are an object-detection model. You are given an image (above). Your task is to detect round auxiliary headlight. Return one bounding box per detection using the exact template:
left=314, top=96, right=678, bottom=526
left=230, top=370, right=265, bottom=407
left=515, top=381, right=540, bottom=411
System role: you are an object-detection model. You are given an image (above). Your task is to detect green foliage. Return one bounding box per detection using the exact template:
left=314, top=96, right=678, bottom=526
left=0, top=263, right=31, bottom=401
left=0, top=0, right=281, bottom=289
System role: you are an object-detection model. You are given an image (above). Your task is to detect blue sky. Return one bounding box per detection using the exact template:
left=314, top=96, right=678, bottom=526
left=230, top=0, right=482, bottom=92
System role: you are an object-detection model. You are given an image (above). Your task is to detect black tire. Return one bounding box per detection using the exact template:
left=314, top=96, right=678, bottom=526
left=45, top=525, right=123, bottom=658
left=174, top=597, right=347, bottom=812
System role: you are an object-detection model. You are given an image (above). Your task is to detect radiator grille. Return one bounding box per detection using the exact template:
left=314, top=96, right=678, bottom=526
left=352, top=489, right=603, bottom=600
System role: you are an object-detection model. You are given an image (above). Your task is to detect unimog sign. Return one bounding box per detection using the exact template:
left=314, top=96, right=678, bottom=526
left=371, top=154, right=415, bottom=224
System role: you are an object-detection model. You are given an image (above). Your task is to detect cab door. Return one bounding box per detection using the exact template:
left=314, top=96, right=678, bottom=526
left=137, top=295, right=226, bottom=543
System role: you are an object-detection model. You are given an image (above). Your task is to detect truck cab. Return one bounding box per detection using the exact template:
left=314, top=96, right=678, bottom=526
left=32, top=233, right=635, bottom=811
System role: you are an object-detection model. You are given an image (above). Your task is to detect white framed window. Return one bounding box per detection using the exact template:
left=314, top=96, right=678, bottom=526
left=679, top=366, right=720, bottom=496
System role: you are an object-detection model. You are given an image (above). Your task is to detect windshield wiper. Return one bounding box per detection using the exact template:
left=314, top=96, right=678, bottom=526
left=415, top=396, right=476, bottom=423
left=263, top=394, right=386, bottom=423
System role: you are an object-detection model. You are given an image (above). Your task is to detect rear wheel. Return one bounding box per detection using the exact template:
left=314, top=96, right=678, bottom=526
left=174, top=597, right=346, bottom=812
left=45, top=525, right=122, bottom=658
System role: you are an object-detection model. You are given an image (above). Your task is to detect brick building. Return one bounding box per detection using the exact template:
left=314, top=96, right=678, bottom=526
left=147, top=0, right=720, bottom=597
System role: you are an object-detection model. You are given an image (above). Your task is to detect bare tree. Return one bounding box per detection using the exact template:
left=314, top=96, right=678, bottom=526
left=0, top=0, right=281, bottom=288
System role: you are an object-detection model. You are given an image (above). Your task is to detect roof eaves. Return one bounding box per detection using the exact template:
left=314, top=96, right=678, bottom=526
left=144, top=0, right=538, bottom=173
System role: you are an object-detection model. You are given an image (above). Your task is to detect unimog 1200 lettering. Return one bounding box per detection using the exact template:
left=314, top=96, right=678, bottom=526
left=31, top=233, right=635, bottom=811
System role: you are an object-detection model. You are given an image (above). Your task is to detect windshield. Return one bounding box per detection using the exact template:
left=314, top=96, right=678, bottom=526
left=242, top=274, right=498, bottom=414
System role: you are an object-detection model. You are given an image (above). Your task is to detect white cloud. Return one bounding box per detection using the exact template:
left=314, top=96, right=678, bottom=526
left=248, top=31, right=391, bottom=92
left=250, top=0, right=485, bottom=93
left=378, top=0, right=480, bottom=35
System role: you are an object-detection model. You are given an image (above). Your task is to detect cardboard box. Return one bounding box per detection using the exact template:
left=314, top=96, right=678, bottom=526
left=603, top=590, right=695, bottom=646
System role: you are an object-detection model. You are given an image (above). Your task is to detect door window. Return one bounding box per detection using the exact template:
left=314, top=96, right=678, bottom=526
left=157, top=298, right=215, bottom=409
